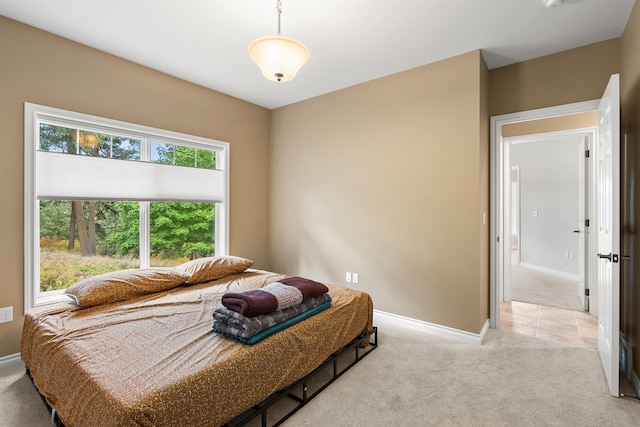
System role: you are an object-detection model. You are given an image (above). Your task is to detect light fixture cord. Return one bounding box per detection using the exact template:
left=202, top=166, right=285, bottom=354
left=276, top=0, right=282, bottom=35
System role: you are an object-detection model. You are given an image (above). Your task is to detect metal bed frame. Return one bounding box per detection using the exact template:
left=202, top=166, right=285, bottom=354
left=225, top=326, right=378, bottom=427
left=29, top=326, right=378, bottom=427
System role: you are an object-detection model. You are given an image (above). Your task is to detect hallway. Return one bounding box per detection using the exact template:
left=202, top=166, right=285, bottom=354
left=501, top=300, right=597, bottom=348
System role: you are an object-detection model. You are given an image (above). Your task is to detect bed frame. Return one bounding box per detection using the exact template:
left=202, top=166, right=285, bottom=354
left=30, top=326, right=378, bottom=427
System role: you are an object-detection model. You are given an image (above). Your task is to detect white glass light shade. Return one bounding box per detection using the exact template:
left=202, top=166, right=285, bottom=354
left=248, top=35, right=310, bottom=82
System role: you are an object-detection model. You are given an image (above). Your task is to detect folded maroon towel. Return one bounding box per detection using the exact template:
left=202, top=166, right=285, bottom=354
left=221, top=276, right=329, bottom=317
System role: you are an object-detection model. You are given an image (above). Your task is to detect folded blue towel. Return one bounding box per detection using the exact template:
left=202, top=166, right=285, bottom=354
left=213, top=301, right=331, bottom=345
left=213, top=293, right=331, bottom=338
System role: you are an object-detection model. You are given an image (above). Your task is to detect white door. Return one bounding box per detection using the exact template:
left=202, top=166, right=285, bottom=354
left=577, top=138, right=588, bottom=311
left=597, top=73, right=620, bottom=397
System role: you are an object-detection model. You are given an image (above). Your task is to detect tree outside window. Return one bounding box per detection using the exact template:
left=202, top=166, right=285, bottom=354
left=38, top=124, right=217, bottom=292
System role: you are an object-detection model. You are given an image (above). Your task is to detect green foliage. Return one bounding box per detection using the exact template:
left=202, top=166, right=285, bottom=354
left=94, top=201, right=125, bottom=256
left=175, top=146, right=196, bottom=167
left=151, top=143, right=215, bottom=169
left=40, top=200, right=140, bottom=257
left=149, top=202, right=215, bottom=259
left=195, top=149, right=215, bottom=169
left=39, top=123, right=76, bottom=153
left=40, top=201, right=72, bottom=240
left=106, top=202, right=140, bottom=257
left=101, top=201, right=215, bottom=260
left=108, top=137, right=140, bottom=160
left=39, top=123, right=140, bottom=159
left=40, top=199, right=215, bottom=262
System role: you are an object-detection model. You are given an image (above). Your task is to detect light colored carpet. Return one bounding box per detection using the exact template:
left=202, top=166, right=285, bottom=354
left=0, top=362, right=51, bottom=427
left=2, top=314, right=640, bottom=427
left=510, top=263, right=584, bottom=312
left=281, top=315, right=640, bottom=426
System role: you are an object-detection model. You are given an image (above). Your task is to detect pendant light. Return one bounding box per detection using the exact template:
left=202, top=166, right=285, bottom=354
left=248, top=0, right=310, bottom=82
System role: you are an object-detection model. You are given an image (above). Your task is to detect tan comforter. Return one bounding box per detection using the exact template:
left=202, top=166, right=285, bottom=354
left=21, top=269, right=373, bottom=427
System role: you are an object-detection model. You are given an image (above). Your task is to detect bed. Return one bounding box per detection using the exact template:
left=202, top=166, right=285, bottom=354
left=21, top=259, right=375, bottom=427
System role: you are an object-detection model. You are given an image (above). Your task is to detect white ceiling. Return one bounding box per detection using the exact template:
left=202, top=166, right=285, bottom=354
left=1, top=0, right=635, bottom=109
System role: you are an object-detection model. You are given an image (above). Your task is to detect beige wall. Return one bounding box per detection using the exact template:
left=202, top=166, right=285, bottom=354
left=270, top=51, right=489, bottom=334
left=490, top=39, right=620, bottom=116
left=620, top=0, right=640, bottom=384
left=501, top=111, right=598, bottom=138
left=0, top=17, right=272, bottom=357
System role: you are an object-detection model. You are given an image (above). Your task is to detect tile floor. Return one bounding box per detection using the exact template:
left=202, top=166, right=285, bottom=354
left=500, top=300, right=598, bottom=348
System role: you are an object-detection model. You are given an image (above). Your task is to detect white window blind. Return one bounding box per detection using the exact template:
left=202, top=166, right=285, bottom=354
left=36, top=151, right=225, bottom=202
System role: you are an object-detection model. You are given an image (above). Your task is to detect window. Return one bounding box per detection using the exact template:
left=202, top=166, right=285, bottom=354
left=25, top=103, right=229, bottom=309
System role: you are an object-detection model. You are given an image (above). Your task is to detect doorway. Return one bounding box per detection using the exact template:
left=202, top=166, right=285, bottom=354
left=489, top=99, right=601, bottom=330
left=491, top=75, right=622, bottom=397
left=505, top=131, right=595, bottom=313
left=498, top=122, right=598, bottom=349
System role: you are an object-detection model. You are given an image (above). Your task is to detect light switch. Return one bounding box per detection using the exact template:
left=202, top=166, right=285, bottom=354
left=532, top=210, right=538, bottom=217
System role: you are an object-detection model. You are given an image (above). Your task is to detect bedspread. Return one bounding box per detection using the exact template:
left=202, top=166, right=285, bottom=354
left=21, top=269, right=373, bottom=427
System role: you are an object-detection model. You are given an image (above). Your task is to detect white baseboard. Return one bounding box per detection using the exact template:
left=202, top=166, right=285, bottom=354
left=519, top=262, right=579, bottom=281
left=0, top=353, right=23, bottom=371
left=374, top=309, right=489, bottom=346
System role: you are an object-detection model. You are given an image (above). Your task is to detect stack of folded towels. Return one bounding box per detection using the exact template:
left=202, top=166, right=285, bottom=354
left=213, top=277, right=332, bottom=345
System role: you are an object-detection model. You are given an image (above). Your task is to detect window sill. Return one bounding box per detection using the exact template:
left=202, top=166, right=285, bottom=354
left=35, top=290, right=72, bottom=307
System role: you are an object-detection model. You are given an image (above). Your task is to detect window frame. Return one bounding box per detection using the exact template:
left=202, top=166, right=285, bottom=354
left=24, top=103, right=230, bottom=311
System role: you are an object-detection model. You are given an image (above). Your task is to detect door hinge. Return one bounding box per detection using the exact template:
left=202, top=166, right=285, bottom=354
left=585, top=289, right=590, bottom=297
left=585, top=219, right=590, bottom=227
left=585, top=150, right=590, bottom=158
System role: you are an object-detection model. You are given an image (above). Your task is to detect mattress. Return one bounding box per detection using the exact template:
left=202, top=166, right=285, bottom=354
left=21, top=269, right=374, bottom=427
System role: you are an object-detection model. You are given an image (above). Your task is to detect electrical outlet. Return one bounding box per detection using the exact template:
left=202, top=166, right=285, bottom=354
left=346, top=272, right=352, bottom=283
left=352, top=273, right=359, bottom=284
left=0, top=306, right=13, bottom=323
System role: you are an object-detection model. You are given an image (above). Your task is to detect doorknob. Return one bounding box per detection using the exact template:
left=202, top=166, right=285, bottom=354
left=598, top=253, right=612, bottom=261
left=573, top=230, right=581, bottom=233
left=597, top=253, right=619, bottom=263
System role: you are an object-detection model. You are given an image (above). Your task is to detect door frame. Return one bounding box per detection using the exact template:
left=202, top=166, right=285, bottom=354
left=489, top=100, right=600, bottom=328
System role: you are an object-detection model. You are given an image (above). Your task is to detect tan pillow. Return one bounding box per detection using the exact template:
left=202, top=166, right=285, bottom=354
left=64, top=268, right=188, bottom=307
left=176, top=256, right=254, bottom=285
